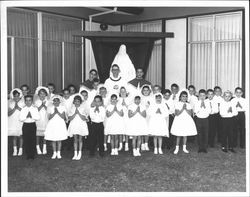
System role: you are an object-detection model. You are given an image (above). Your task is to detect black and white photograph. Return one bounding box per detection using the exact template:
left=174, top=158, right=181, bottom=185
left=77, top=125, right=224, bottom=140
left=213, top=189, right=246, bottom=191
left=1, top=0, right=249, bottom=196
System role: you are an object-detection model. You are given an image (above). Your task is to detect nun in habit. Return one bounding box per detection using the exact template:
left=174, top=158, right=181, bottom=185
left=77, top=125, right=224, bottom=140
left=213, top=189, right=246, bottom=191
left=110, top=44, right=136, bottom=83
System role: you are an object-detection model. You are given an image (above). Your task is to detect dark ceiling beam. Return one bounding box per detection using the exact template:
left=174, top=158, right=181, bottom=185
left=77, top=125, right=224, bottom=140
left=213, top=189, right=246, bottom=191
left=104, top=7, right=144, bottom=15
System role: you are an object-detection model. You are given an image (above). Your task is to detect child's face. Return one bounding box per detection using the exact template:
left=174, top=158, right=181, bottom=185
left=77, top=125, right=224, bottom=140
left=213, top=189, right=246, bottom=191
left=136, top=69, right=144, bottom=79
left=93, top=82, right=99, bottom=90
left=163, top=93, right=171, bottom=100
left=199, top=93, right=206, bottom=101
left=110, top=97, right=118, bottom=105
left=69, top=87, right=76, bottom=95
left=235, top=89, right=243, bottom=98
left=207, top=91, right=214, bottom=100
left=171, top=86, right=179, bottom=95
left=142, top=87, right=150, bottom=96
left=74, top=99, right=81, bottom=107
left=189, top=88, right=195, bottom=95
left=134, top=97, right=141, bottom=105
left=180, top=94, right=188, bottom=102
left=13, top=93, right=21, bottom=102
left=21, top=87, right=29, bottom=96
left=95, top=98, right=102, bottom=107
left=25, top=97, right=33, bottom=107
left=53, top=98, right=60, bottom=107
left=155, top=96, right=162, bottom=104
left=153, top=86, right=161, bottom=94
left=81, top=92, right=88, bottom=101
left=38, top=90, right=47, bottom=101
left=99, top=88, right=107, bottom=97
left=224, top=93, right=231, bottom=102
left=63, top=90, right=70, bottom=99
left=48, top=86, right=55, bottom=94
left=214, top=88, right=222, bottom=96
left=120, top=88, right=127, bottom=97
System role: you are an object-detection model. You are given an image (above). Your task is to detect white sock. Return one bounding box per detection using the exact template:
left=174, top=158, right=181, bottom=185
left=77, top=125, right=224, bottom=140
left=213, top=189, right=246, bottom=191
left=13, top=146, right=17, bottom=156
left=17, top=148, right=23, bottom=156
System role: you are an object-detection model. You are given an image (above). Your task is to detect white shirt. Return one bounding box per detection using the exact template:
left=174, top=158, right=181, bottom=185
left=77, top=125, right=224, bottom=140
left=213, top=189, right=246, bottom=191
left=163, top=98, right=175, bottom=114
left=189, top=95, right=198, bottom=110
left=194, top=100, right=211, bottom=118
left=231, top=97, right=246, bottom=112
left=90, top=106, right=106, bottom=123
left=213, top=95, right=223, bottom=109
left=206, top=98, right=219, bottom=114
left=219, top=100, right=238, bottom=118
left=19, top=105, right=40, bottom=123
left=104, top=76, right=127, bottom=95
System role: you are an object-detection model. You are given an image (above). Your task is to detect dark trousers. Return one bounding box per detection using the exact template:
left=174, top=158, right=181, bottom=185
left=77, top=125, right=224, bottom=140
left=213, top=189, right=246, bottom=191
left=196, top=117, right=209, bottom=150
left=208, top=114, right=217, bottom=147
left=221, top=117, right=234, bottom=149
left=166, top=115, right=175, bottom=148
left=188, top=115, right=196, bottom=143
left=89, top=122, right=104, bottom=155
left=233, top=112, right=245, bottom=148
left=215, top=113, right=222, bottom=143
left=22, top=122, right=36, bottom=159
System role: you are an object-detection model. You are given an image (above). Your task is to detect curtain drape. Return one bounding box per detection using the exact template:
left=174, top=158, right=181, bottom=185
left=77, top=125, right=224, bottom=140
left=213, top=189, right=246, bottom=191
left=7, top=8, right=38, bottom=93
left=189, top=12, right=242, bottom=92
left=123, top=21, right=162, bottom=86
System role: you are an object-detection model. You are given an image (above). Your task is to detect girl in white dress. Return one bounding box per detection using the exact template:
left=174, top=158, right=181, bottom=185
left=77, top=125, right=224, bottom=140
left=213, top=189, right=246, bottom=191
left=171, top=91, right=197, bottom=154
left=118, top=86, right=132, bottom=151
left=127, top=95, right=147, bottom=156
left=105, top=94, right=124, bottom=156
left=140, top=85, right=153, bottom=151
left=148, top=93, right=169, bottom=155
left=44, top=95, right=68, bottom=159
left=68, top=95, right=89, bottom=160
left=8, top=88, right=25, bottom=156
left=34, top=86, right=50, bottom=155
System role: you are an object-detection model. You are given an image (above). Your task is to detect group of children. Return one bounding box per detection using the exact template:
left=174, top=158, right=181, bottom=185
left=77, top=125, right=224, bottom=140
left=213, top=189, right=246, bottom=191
left=8, top=71, right=246, bottom=160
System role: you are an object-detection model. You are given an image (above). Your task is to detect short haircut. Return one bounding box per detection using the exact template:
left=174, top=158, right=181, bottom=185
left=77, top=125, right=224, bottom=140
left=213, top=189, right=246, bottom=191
left=223, top=90, right=232, bottom=97
left=93, top=78, right=100, bottom=83
left=12, top=90, right=20, bottom=96
left=188, top=85, right=196, bottom=90
left=89, top=69, right=98, bottom=74
left=94, top=95, right=103, bottom=102
left=80, top=90, right=88, bottom=95
left=136, top=67, right=144, bottom=72
left=235, top=87, right=243, bottom=92
left=162, top=89, right=171, bottom=95
left=38, top=88, right=48, bottom=96
left=155, top=94, right=162, bottom=99
left=214, top=86, right=221, bottom=91
left=142, top=85, right=150, bottom=90
left=206, top=89, right=214, bottom=94
left=134, top=95, right=141, bottom=100
left=47, top=83, right=55, bottom=88
left=20, top=84, right=30, bottom=90
left=62, top=88, right=70, bottom=93
left=24, top=94, right=33, bottom=101
left=99, top=86, right=106, bottom=90
left=73, top=95, right=82, bottom=103
left=171, top=83, right=179, bottom=89
left=111, top=64, right=119, bottom=69
left=111, top=94, right=118, bottom=99
left=67, top=84, right=77, bottom=90
left=199, top=89, right=206, bottom=94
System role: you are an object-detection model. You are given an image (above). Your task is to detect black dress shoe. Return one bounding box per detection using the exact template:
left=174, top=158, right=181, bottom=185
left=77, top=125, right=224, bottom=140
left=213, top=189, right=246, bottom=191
left=198, top=149, right=203, bottom=153
left=222, top=147, right=228, bottom=152
left=203, top=149, right=207, bottom=153
left=228, top=148, right=236, bottom=153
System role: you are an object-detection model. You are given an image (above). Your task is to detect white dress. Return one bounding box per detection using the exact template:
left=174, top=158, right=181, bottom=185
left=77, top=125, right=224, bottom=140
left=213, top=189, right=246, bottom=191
left=170, top=102, right=197, bottom=136
left=44, top=105, right=68, bottom=141
left=147, top=102, right=169, bottom=137
left=127, top=103, right=148, bottom=136
left=118, top=96, right=133, bottom=135
left=8, top=99, right=25, bottom=136
left=68, top=105, right=89, bottom=137
left=34, top=99, right=49, bottom=136
left=105, top=104, right=125, bottom=135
